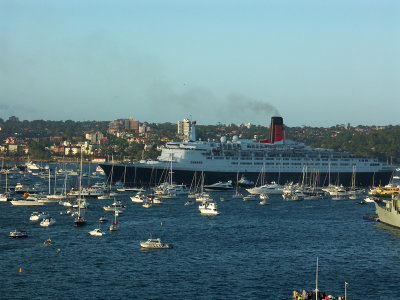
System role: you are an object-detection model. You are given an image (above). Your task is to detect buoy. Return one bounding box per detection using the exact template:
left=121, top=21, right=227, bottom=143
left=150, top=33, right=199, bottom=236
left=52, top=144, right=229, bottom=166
left=57, top=248, right=61, bottom=253
left=160, top=222, right=163, bottom=226
left=19, top=267, right=22, bottom=273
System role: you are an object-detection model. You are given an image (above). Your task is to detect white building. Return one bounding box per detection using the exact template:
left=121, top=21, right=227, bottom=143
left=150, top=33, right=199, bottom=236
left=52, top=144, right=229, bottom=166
left=178, top=118, right=192, bottom=141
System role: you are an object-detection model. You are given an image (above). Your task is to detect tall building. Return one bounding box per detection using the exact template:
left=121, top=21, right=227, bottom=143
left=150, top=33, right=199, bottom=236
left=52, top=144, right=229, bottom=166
left=178, top=118, right=192, bottom=141
left=109, top=118, right=139, bottom=132
left=124, top=118, right=139, bottom=131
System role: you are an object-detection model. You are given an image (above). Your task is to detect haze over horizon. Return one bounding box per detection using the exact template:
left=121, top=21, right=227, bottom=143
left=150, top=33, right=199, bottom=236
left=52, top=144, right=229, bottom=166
left=1, top=1, right=399, bottom=127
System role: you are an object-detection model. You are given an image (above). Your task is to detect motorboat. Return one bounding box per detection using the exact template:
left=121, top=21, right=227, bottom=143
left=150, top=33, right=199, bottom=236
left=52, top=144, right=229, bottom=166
left=130, top=191, right=146, bottom=203
left=40, top=217, right=56, bottom=227
left=117, top=186, right=145, bottom=192
left=142, top=198, right=153, bottom=208
left=238, top=176, right=255, bottom=187
left=140, top=238, right=173, bottom=249
left=98, top=194, right=111, bottom=200
left=99, top=216, right=108, bottom=223
left=204, top=180, right=234, bottom=191
left=9, top=229, right=28, bottom=238
left=103, top=200, right=126, bottom=212
left=89, top=227, right=105, bottom=236
left=364, top=196, right=376, bottom=203
left=152, top=195, right=163, bottom=205
left=10, top=198, right=44, bottom=206
left=198, top=201, right=220, bottom=215
left=29, top=211, right=49, bottom=221
left=0, top=193, right=10, bottom=202
left=154, top=183, right=189, bottom=197
left=246, top=182, right=283, bottom=195
left=243, top=194, right=259, bottom=201
left=195, top=192, right=213, bottom=202
left=259, top=199, right=267, bottom=205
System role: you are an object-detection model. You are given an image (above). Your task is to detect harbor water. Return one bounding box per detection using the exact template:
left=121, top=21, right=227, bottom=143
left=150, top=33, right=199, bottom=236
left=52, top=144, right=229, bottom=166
left=1, top=166, right=399, bottom=299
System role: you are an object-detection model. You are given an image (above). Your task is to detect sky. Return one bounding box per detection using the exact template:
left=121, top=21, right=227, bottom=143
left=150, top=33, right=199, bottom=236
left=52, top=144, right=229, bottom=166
left=0, top=0, right=399, bottom=127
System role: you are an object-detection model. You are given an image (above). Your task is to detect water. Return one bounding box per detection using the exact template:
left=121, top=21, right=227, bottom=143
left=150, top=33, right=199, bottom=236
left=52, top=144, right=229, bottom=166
left=1, top=167, right=400, bottom=299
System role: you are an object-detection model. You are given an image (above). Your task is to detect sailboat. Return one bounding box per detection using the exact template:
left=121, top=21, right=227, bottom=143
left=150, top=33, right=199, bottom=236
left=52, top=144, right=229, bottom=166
left=0, top=171, right=10, bottom=201
left=109, top=209, right=119, bottom=231
left=74, top=151, right=87, bottom=227
left=348, top=165, right=364, bottom=199
left=188, top=171, right=199, bottom=198
left=233, top=172, right=244, bottom=199
left=195, top=171, right=213, bottom=202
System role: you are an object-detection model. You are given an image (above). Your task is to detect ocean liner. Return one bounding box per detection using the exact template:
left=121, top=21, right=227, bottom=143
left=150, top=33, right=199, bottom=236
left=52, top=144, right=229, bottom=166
left=100, top=117, right=395, bottom=187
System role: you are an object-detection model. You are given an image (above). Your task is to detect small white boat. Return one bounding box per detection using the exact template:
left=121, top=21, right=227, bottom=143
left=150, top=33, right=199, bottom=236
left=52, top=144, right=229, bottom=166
left=98, top=194, right=111, bottom=200
left=130, top=192, right=146, bottom=203
left=243, top=194, right=259, bottom=201
left=11, top=198, right=44, bottom=206
left=152, top=196, right=163, bottom=205
left=140, top=238, right=173, bottom=249
left=198, top=201, right=220, bottom=215
left=40, top=217, right=56, bottom=227
left=195, top=192, right=213, bottom=202
left=364, top=196, right=376, bottom=203
left=259, top=199, right=267, bottom=205
left=9, top=229, right=28, bottom=238
left=99, top=216, right=108, bottom=223
left=142, top=199, right=153, bottom=208
left=29, top=211, right=49, bottom=221
left=238, top=175, right=255, bottom=187
left=103, top=200, right=126, bottom=212
left=89, top=228, right=105, bottom=236
left=0, top=193, right=9, bottom=202
left=204, top=180, right=234, bottom=191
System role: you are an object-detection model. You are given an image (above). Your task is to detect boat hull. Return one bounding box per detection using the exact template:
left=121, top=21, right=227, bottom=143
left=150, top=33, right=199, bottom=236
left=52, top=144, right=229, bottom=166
left=100, top=163, right=393, bottom=187
left=375, top=200, right=400, bottom=228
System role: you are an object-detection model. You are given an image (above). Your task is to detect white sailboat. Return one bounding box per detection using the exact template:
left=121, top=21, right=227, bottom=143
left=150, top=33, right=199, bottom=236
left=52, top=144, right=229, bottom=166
left=74, top=151, right=87, bottom=227
left=109, top=209, right=119, bottom=231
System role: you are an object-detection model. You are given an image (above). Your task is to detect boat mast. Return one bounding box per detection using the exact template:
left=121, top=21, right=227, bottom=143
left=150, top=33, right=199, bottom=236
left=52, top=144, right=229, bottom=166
left=78, top=150, right=83, bottom=217
left=54, top=168, right=57, bottom=195
left=48, top=168, right=51, bottom=195
left=315, top=256, right=318, bottom=300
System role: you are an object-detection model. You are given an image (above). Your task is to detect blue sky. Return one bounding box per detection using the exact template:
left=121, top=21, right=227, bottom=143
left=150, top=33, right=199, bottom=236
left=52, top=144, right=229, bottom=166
left=0, top=0, right=399, bottom=127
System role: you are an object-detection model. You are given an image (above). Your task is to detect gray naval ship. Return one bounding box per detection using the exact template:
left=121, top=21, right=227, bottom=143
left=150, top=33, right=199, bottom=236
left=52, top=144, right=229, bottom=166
left=374, top=194, right=400, bottom=228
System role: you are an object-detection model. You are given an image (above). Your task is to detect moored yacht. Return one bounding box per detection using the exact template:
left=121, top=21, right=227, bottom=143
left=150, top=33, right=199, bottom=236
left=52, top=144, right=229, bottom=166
left=9, top=229, right=28, bottom=238
left=204, top=180, right=234, bottom=191
left=130, top=191, right=146, bottom=203
left=246, top=182, right=283, bottom=195
left=140, top=238, right=173, bottom=249
left=40, top=217, right=56, bottom=227
left=199, top=201, right=220, bottom=215
left=11, top=197, right=44, bottom=206
left=89, top=227, right=105, bottom=236
left=29, top=211, right=49, bottom=221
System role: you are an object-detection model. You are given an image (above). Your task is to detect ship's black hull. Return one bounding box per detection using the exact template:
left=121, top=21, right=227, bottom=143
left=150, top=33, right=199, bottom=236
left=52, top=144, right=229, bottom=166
left=100, top=163, right=394, bottom=187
